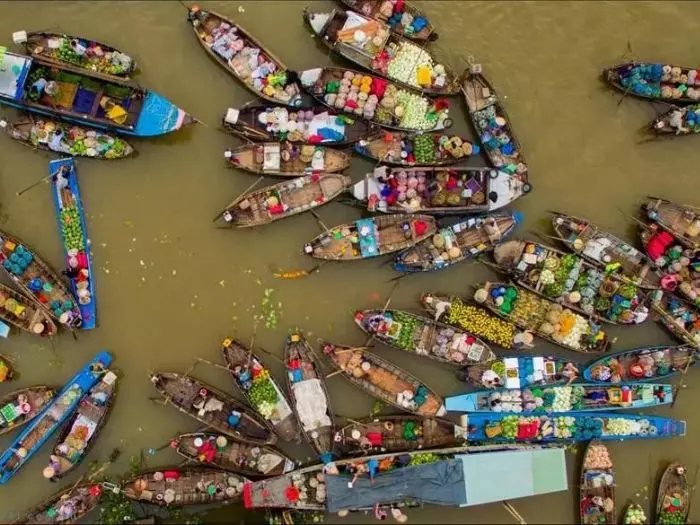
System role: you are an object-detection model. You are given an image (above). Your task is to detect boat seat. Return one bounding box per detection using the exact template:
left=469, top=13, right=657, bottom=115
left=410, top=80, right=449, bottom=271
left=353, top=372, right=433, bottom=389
left=41, top=81, right=78, bottom=110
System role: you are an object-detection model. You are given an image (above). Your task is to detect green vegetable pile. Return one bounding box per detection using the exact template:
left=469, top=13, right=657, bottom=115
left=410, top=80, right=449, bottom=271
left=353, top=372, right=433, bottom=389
left=657, top=510, right=686, bottom=525
left=49, top=40, right=129, bottom=76
left=249, top=370, right=279, bottom=412
left=501, top=415, right=519, bottom=439
left=408, top=452, right=441, bottom=466
left=412, top=134, right=436, bottom=163
left=389, top=311, right=419, bottom=350
left=60, top=204, right=85, bottom=251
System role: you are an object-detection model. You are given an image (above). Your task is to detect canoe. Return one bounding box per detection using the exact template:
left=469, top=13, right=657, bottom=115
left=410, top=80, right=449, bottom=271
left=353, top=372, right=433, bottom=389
left=173, top=432, right=295, bottom=477
left=0, top=354, right=12, bottom=383
left=45, top=370, right=117, bottom=481
left=474, top=281, right=611, bottom=354
left=1, top=115, right=135, bottom=159
left=0, top=386, right=55, bottom=437
left=0, top=351, right=112, bottom=484
left=643, top=197, right=700, bottom=249
left=622, top=503, right=647, bottom=525
left=333, top=415, right=467, bottom=456
left=49, top=158, right=96, bottom=329
left=651, top=105, right=700, bottom=136
left=492, top=239, right=653, bottom=326
left=149, top=372, right=275, bottom=446
left=351, top=166, right=527, bottom=215
left=284, top=329, right=335, bottom=458
left=580, top=441, right=615, bottom=525
left=456, top=356, right=580, bottom=389
left=446, top=382, right=674, bottom=414
left=122, top=466, right=248, bottom=507
left=0, top=51, right=192, bottom=137
left=655, top=463, right=690, bottom=525
left=319, top=341, right=446, bottom=417
left=218, top=173, right=351, bottom=228
left=299, top=67, right=452, bottom=132
left=603, top=62, right=700, bottom=104
left=187, top=6, right=302, bottom=106
left=303, top=214, right=437, bottom=261
left=0, top=282, right=57, bottom=337
left=353, top=308, right=495, bottom=366
left=226, top=142, right=351, bottom=176
left=337, top=0, right=438, bottom=42
left=651, top=291, right=700, bottom=349
left=394, top=212, right=521, bottom=272
left=0, top=229, right=81, bottom=330
left=550, top=211, right=662, bottom=289
left=221, top=338, right=300, bottom=442
left=304, top=8, right=458, bottom=97
left=582, top=344, right=698, bottom=383
left=221, top=104, right=371, bottom=146
left=22, top=31, right=136, bottom=77
left=15, top=483, right=102, bottom=524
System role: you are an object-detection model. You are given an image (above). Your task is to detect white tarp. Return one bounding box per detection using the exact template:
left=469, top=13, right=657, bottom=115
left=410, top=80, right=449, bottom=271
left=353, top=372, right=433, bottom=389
left=292, top=378, right=331, bottom=431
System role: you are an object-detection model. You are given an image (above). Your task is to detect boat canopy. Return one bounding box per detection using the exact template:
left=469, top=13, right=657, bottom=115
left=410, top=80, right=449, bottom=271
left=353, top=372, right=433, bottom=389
left=0, top=50, right=31, bottom=100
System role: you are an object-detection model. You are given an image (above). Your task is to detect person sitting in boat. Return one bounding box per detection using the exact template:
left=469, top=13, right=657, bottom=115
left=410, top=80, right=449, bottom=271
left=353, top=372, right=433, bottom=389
left=69, top=39, right=88, bottom=57
left=233, top=365, right=253, bottom=390
left=668, top=109, right=689, bottom=134
left=480, top=369, right=503, bottom=388
left=227, top=410, right=241, bottom=428
left=560, top=362, right=580, bottom=384
left=347, top=461, right=368, bottom=487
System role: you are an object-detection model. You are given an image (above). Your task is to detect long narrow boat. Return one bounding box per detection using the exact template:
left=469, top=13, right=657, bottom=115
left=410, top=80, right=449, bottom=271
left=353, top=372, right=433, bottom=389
left=319, top=341, right=446, bottom=417
left=651, top=291, right=700, bottom=349
left=221, top=338, right=300, bottom=443
left=394, top=212, right=521, bottom=272
left=0, top=51, right=192, bottom=137
left=651, top=105, right=700, bottom=136
left=122, top=467, right=248, bottom=507
left=457, top=356, right=580, bottom=389
left=44, top=370, right=117, bottom=481
left=580, top=441, right=616, bottom=525
left=218, top=173, right=350, bottom=228
left=655, top=463, right=690, bottom=525
left=299, top=67, right=452, bottom=132
left=446, top=382, right=673, bottom=414
left=222, top=104, right=370, bottom=146
left=304, top=8, right=458, bottom=97
left=353, top=308, right=495, bottom=366
left=303, top=214, right=437, bottom=261
left=603, top=62, right=700, bottom=104
left=0, top=282, right=57, bottom=337
left=337, top=0, right=438, bottom=42
left=333, top=415, right=467, bottom=456
left=550, top=211, right=661, bottom=289
left=1, top=115, right=135, bottom=159
left=0, top=351, right=112, bottom=484
left=491, top=239, right=652, bottom=326
left=149, top=372, right=275, bottom=446
left=643, top=197, right=700, bottom=249
left=15, top=483, right=102, bottom=524
left=49, top=158, right=96, bottom=330
left=583, top=344, right=698, bottom=383
left=0, top=386, right=55, bottom=436
left=474, top=281, right=611, bottom=354
left=186, top=6, right=302, bottom=106
left=622, top=503, right=647, bottom=525
left=173, top=432, right=295, bottom=477
left=284, top=329, right=335, bottom=459
left=0, top=354, right=13, bottom=383
left=226, top=142, right=350, bottom=176
left=351, top=166, right=527, bottom=215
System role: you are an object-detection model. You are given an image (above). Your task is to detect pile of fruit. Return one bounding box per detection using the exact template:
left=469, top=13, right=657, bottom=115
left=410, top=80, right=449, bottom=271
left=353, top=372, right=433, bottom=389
left=60, top=205, right=85, bottom=251
left=29, top=121, right=132, bottom=159
left=248, top=369, right=279, bottom=419
left=48, top=39, right=131, bottom=76
left=412, top=134, right=436, bottom=163
left=623, top=505, right=646, bottom=525
left=383, top=311, right=419, bottom=350
left=446, top=297, right=517, bottom=348
left=408, top=452, right=442, bottom=466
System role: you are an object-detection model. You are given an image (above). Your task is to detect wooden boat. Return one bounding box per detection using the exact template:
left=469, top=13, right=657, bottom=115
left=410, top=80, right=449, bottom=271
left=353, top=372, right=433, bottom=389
left=457, top=356, right=580, bottom=389
left=304, top=8, right=458, bottom=97
left=299, top=67, right=452, bottom=132
left=221, top=338, right=300, bottom=442
left=0, top=386, right=55, bottom=436
left=0, top=351, right=112, bottom=484
left=45, top=370, right=117, bottom=480
left=651, top=104, right=700, bottom=136
left=582, top=344, right=698, bottom=383
left=0, top=282, right=57, bottom=337
left=0, top=51, right=192, bottom=137
left=603, top=62, right=700, bottom=104
left=221, top=104, right=370, bottom=146
left=187, top=6, right=302, bottom=106
left=0, top=354, right=12, bottom=383
left=652, top=291, right=700, bottom=349
left=303, top=214, right=437, bottom=261
left=492, top=239, right=653, bottom=326
left=550, top=211, right=661, bottom=289
left=351, top=166, right=527, bottom=215
left=353, top=308, right=495, bottom=366
left=1, top=115, right=135, bottom=159
left=22, top=31, right=136, bottom=77
left=15, top=483, right=102, bottom=524
left=475, top=281, right=611, bottom=354
left=319, top=341, right=446, bottom=417
left=218, top=173, right=350, bottom=228
left=446, top=382, right=674, bottom=414
left=394, top=212, right=521, bottom=272
left=622, top=503, right=647, bottom=525
left=173, top=432, right=295, bottom=477
left=337, top=0, right=438, bottom=42
left=149, top=372, right=275, bottom=446
left=226, top=142, right=350, bottom=176
left=655, top=463, right=690, bottom=524
left=333, top=415, right=467, bottom=456
left=49, top=158, right=96, bottom=329
left=580, top=441, right=615, bottom=525
left=122, top=466, right=248, bottom=507
left=284, top=329, right=335, bottom=458
left=643, top=197, right=700, bottom=249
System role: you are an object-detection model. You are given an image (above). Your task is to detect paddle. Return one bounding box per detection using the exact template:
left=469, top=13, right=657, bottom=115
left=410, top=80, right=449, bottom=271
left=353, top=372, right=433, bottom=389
left=16, top=168, right=62, bottom=196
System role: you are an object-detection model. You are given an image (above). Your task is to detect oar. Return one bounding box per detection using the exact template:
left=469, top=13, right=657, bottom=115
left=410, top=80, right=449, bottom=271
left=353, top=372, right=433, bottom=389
left=502, top=501, right=527, bottom=525
left=16, top=171, right=58, bottom=196
left=212, top=175, right=264, bottom=222
left=616, top=208, right=650, bottom=229
left=309, top=209, right=331, bottom=235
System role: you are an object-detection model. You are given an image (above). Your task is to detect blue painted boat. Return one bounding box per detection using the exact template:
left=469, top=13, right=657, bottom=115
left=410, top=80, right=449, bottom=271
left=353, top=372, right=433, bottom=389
left=446, top=383, right=674, bottom=414
left=0, top=50, right=192, bottom=137
left=49, top=158, right=96, bottom=329
left=0, top=351, right=112, bottom=484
